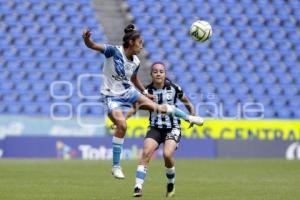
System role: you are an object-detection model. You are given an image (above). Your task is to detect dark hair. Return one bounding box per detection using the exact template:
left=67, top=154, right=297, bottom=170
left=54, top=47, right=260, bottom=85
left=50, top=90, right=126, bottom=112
left=151, top=61, right=166, bottom=72
left=123, top=24, right=141, bottom=48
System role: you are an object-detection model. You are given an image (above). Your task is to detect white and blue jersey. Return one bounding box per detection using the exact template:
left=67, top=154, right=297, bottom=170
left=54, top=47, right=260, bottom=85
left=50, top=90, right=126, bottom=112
left=101, top=44, right=140, bottom=96
left=101, top=44, right=142, bottom=113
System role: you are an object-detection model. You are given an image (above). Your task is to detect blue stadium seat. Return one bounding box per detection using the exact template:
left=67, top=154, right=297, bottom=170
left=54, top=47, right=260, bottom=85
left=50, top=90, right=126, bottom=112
left=18, top=93, right=35, bottom=103
left=15, top=81, right=31, bottom=92
left=127, top=0, right=299, bottom=118
left=7, top=104, right=24, bottom=115
left=1, top=0, right=299, bottom=118
left=275, top=107, right=292, bottom=119
left=292, top=108, right=300, bottom=118
left=35, top=94, right=51, bottom=103
left=0, top=0, right=107, bottom=117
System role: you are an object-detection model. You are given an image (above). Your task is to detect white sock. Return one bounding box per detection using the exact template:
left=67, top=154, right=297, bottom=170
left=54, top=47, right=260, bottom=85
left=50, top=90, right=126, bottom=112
left=166, top=166, right=175, bottom=184
left=112, top=136, right=124, bottom=167
left=135, top=165, right=147, bottom=189
left=112, top=136, right=124, bottom=144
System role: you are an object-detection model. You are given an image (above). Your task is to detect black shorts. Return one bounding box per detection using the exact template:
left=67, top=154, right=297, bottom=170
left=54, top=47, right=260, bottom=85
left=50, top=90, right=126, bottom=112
left=145, top=127, right=181, bottom=146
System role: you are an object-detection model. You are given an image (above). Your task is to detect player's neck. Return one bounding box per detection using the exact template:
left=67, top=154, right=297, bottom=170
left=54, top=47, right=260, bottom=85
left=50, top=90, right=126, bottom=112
left=124, top=47, right=134, bottom=61
left=153, top=82, right=164, bottom=89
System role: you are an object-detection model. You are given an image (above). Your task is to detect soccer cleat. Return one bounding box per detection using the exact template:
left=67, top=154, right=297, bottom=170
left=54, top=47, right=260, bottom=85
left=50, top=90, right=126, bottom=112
left=187, top=115, right=204, bottom=126
left=133, top=187, right=142, bottom=197
left=111, top=166, right=125, bottom=179
left=166, top=183, right=175, bottom=198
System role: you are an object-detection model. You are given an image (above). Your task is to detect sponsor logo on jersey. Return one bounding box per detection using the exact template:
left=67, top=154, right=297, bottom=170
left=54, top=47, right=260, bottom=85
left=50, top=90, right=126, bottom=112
left=166, top=91, right=173, bottom=101
left=112, top=74, right=128, bottom=81
left=124, top=63, right=134, bottom=72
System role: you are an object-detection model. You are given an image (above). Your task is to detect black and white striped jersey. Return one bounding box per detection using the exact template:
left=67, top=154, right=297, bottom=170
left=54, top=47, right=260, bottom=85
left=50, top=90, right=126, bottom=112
left=147, top=80, right=184, bottom=129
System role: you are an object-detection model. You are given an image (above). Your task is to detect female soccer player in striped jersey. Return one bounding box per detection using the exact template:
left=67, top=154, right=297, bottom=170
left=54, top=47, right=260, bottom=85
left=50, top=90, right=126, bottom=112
left=82, top=24, right=204, bottom=179
left=131, top=62, right=200, bottom=197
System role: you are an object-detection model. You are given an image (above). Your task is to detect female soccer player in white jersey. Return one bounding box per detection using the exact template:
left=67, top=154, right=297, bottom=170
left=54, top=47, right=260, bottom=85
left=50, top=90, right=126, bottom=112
left=82, top=24, right=203, bottom=179
left=130, top=62, right=199, bottom=197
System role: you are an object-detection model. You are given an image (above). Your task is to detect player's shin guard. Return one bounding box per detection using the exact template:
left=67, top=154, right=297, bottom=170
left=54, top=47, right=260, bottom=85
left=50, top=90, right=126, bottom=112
left=166, top=105, right=204, bottom=126
left=166, top=166, right=175, bottom=184
left=166, top=105, right=188, bottom=120
left=112, top=136, right=124, bottom=167
left=135, top=165, right=147, bottom=189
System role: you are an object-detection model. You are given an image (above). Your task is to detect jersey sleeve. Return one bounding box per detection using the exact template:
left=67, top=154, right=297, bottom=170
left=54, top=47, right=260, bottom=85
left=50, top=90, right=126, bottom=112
left=103, top=44, right=116, bottom=58
left=174, top=84, right=184, bottom=99
left=146, top=84, right=153, bottom=94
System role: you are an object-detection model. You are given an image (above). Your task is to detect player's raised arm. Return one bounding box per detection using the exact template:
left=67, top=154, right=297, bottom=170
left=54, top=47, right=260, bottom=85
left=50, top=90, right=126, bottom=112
left=131, top=71, right=145, bottom=92
left=180, top=95, right=200, bottom=128
left=171, top=83, right=195, bottom=116
left=131, top=68, right=155, bottom=100
left=175, top=84, right=201, bottom=127
left=82, top=29, right=105, bottom=52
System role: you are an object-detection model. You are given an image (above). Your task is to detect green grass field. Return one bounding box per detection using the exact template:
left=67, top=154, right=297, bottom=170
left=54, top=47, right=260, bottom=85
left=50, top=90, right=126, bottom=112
left=0, top=159, right=299, bottom=200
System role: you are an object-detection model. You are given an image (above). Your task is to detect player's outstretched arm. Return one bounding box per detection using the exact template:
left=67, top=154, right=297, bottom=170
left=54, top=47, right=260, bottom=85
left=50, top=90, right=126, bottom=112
left=180, top=95, right=196, bottom=116
left=180, top=95, right=198, bottom=128
left=82, top=29, right=105, bottom=52
left=131, top=74, right=145, bottom=93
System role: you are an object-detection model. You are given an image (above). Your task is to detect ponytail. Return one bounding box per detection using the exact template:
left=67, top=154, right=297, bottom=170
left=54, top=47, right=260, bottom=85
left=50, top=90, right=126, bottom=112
left=123, top=24, right=141, bottom=48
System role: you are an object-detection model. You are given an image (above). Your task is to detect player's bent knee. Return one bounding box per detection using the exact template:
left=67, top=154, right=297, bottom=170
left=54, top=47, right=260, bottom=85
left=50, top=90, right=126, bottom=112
left=163, top=150, right=173, bottom=160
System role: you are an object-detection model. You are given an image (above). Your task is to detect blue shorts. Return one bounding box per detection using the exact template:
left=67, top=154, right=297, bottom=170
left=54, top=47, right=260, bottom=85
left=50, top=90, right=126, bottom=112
left=102, top=87, right=142, bottom=113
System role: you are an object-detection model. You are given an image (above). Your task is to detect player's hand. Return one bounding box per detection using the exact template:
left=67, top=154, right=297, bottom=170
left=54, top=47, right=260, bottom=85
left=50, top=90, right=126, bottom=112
left=145, top=93, right=156, bottom=101
left=188, top=112, right=196, bottom=128
left=82, top=29, right=91, bottom=40
left=188, top=123, right=194, bottom=129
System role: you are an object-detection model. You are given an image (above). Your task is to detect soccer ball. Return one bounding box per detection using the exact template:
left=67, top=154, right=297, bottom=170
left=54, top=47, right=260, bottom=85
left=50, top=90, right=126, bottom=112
left=189, top=20, right=212, bottom=42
